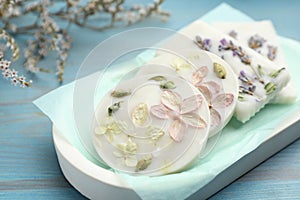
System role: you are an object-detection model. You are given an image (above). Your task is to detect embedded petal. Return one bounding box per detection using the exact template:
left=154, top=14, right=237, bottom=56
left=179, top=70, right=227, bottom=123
left=131, top=103, right=149, bottom=126
left=113, top=151, right=123, bottom=158
left=150, top=104, right=170, bottom=119
left=180, top=95, right=203, bottom=114
left=181, top=113, right=207, bottom=128
left=169, top=119, right=185, bottom=142
left=212, top=93, right=234, bottom=108
left=161, top=90, right=182, bottom=112
left=95, top=126, right=107, bottom=135
left=202, top=81, right=221, bottom=94
left=125, top=156, right=138, bottom=167
left=192, top=66, right=208, bottom=85
left=197, top=85, right=212, bottom=103
left=210, top=108, right=221, bottom=127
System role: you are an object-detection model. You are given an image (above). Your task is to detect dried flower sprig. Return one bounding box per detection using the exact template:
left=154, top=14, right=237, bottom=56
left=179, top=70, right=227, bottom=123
left=218, top=38, right=251, bottom=65
left=0, top=29, right=32, bottom=87
left=267, top=45, right=277, bottom=61
left=228, top=30, right=237, bottom=39
left=248, top=34, right=266, bottom=50
left=195, top=35, right=212, bottom=51
left=0, top=60, right=32, bottom=87
left=0, top=0, right=169, bottom=85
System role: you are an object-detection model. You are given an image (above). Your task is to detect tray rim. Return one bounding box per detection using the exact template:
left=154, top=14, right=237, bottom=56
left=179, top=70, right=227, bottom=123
left=52, top=104, right=300, bottom=199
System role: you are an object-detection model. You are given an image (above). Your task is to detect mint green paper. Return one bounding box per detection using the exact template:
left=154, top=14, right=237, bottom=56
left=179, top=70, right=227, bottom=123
left=33, top=3, right=300, bottom=200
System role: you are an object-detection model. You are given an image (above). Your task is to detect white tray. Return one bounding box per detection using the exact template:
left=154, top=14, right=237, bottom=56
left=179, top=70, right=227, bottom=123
left=53, top=105, right=300, bottom=200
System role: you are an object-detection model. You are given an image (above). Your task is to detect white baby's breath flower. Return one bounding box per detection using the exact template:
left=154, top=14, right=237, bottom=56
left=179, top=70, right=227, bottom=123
left=0, top=0, right=168, bottom=86
left=11, top=77, right=18, bottom=86
left=108, top=6, right=116, bottom=13
left=10, top=69, right=18, bottom=77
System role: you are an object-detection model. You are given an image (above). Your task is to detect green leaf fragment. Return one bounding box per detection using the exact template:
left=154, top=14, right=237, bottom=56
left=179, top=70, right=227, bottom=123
left=238, top=92, right=245, bottom=101
left=160, top=81, right=176, bottom=89
left=147, top=126, right=165, bottom=143
left=149, top=76, right=167, bottom=81
left=269, top=68, right=285, bottom=78
left=264, top=82, right=277, bottom=95
left=111, top=90, right=131, bottom=98
left=135, top=155, right=152, bottom=172
left=108, top=101, right=122, bottom=116
left=213, top=62, right=227, bottom=79
left=257, top=65, right=265, bottom=76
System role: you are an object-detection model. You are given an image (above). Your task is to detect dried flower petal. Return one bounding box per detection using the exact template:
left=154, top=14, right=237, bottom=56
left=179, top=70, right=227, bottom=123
left=125, top=138, right=138, bottom=153
left=180, top=95, right=203, bottom=114
left=113, top=151, right=123, bottom=158
left=181, top=113, right=207, bottom=128
left=257, top=65, right=265, bottom=76
left=132, top=103, right=149, bottom=126
left=248, top=34, right=266, bottom=49
left=269, top=68, right=285, bottom=78
left=125, top=155, right=138, bottom=167
left=229, top=30, right=237, bottom=39
left=150, top=104, right=169, bottom=119
left=202, top=81, right=221, bottom=94
left=197, top=85, right=212, bottom=103
left=264, top=82, right=277, bottom=95
left=95, top=121, right=125, bottom=141
left=213, top=62, right=227, bottom=79
left=192, top=66, right=208, bottom=85
left=149, top=75, right=167, bottom=81
left=195, top=36, right=212, bottom=51
left=267, top=45, right=277, bottom=61
left=95, top=126, right=108, bottom=135
left=212, top=93, right=234, bottom=108
left=171, top=58, right=192, bottom=71
left=147, top=126, right=165, bottom=143
left=161, top=90, right=182, bottom=112
left=108, top=101, right=122, bottom=116
left=111, top=90, right=131, bottom=98
left=160, top=81, right=176, bottom=89
left=115, top=138, right=138, bottom=167
left=169, top=119, right=185, bottom=142
left=210, top=108, right=221, bottom=127
left=135, top=155, right=152, bottom=172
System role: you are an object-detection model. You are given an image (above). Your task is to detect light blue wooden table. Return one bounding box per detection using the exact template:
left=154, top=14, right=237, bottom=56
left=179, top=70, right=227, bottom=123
left=1, top=1, right=300, bottom=199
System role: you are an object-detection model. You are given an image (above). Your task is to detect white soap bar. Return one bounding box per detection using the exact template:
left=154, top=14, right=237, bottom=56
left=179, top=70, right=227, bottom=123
left=212, top=21, right=298, bottom=104
left=136, top=50, right=238, bottom=137
left=93, top=74, right=210, bottom=176
left=178, top=20, right=290, bottom=123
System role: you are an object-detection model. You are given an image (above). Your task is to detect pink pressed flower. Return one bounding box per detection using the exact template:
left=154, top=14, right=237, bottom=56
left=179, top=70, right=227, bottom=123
left=192, top=66, right=221, bottom=95
left=192, top=66, right=234, bottom=127
left=151, top=90, right=207, bottom=142
left=198, top=85, right=233, bottom=127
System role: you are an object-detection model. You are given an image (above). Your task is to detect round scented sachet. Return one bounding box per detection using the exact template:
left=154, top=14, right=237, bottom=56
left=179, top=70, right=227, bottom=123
left=93, top=74, right=210, bottom=176
left=136, top=50, right=238, bottom=137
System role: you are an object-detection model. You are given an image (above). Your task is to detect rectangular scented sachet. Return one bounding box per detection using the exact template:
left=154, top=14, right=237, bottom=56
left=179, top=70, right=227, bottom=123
left=178, top=20, right=291, bottom=123
left=212, top=21, right=298, bottom=104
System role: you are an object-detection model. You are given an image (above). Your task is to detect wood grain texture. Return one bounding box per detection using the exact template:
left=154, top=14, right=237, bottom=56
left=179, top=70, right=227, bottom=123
left=1, top=0, right=300, bottom=199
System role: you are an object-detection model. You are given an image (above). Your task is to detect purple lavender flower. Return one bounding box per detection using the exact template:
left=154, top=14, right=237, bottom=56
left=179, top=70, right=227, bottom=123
left=248, top=34, right=266, bottom=49
left=240, top=54, right=251, bottom=65
left=267, top=45, right=277, bottom=61
left=240, top=70, right=246, bottom=77
left=248, top=85, right=256, bottom=92
left=220, top=38, right=227, bottom=46
left=232, top=50, right=238, bottom=57
left=195, top=35, right=212, bottom=51
left=228, top=30, right=237, bottom=39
